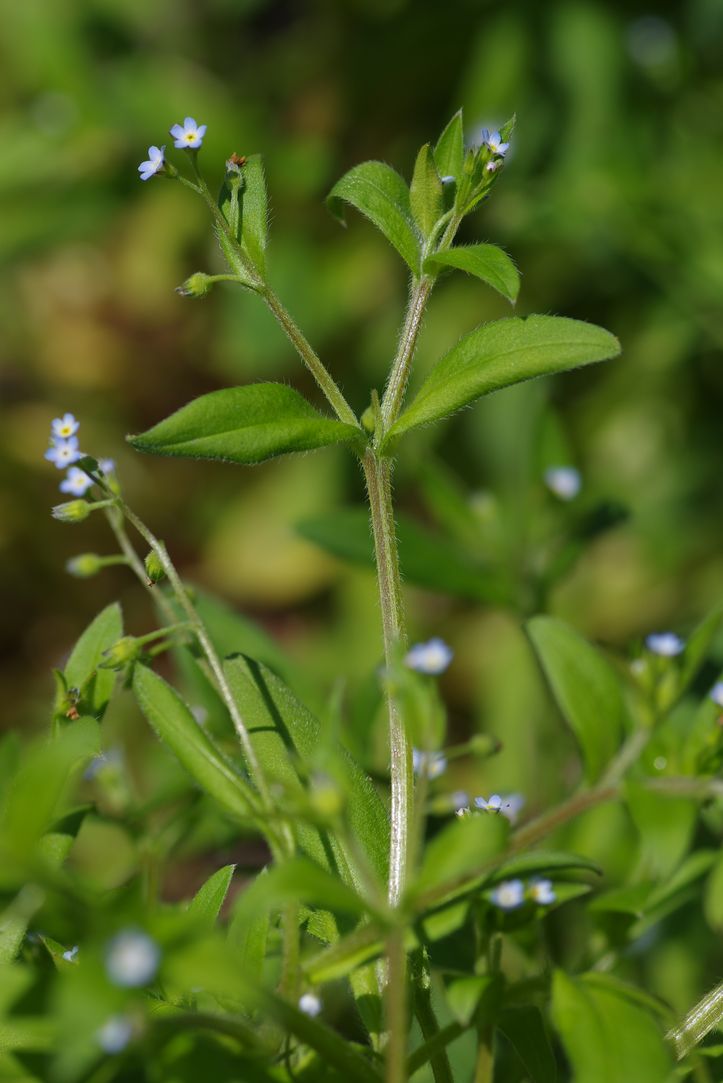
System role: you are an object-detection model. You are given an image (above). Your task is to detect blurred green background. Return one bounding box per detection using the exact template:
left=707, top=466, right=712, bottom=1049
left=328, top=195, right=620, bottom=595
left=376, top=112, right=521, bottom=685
left=2, top=0, right=723, bottom=1018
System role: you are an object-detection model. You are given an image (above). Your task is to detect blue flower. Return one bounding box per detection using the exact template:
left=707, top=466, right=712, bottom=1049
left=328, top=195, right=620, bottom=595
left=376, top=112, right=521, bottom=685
left=412, top=749, right=447, bottom=780
left=646, top=632, right=684, bottom=657
left=170, top=117, right=207, bottom=149
left=97, top=1016, right=134, bottom=1054
left=60, top=466, right=93, bottom=496
left=105, top=930, right=160, bottom=988
left=544, top=466, right=581, bottom=501
left=62, top=944, right=79, bottom=962
left=51, top=413, right=79, bottom=440
left=491, top=879, right=525, bottom=910
left=474, top=792, right=525, bottom=823
left=481, top=129, right=510, bottom=157
left=298, top=993, right=322, bottom=1017
left=138, top=145, right=165, bottom=181
left=98, top=458, right=116, bottom=475
left=475, top=793, right=504, bottom=813
left=529, top=878, right=556, bottom=905
left=405, top=637, right=453, bottom=675
left=45, top=436, right=82, bottom=470
left=709, top=681, right=723, bottom=708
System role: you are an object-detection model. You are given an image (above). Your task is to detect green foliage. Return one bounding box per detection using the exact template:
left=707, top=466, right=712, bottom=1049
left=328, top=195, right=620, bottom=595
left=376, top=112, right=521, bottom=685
left=128, top=384, right=363, bottom=465
left=424, top=244, right=520, bottom=303
left=56, top=603, right=123, bottom=722
left=409, top=144, right=444, bottom=239
left=327, top=161, right=421, bottom=273
left=433, top=110, right=465, bottom=182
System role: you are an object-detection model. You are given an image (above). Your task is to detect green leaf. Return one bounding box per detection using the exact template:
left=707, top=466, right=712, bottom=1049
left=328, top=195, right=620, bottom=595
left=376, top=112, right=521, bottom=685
left=551, top=970, right=674, bottom=1083
left=239, top=154, right=268, bottom=275
left=327, top=161, right=421, bottom=273
left=424, top=244, right=520, bottom=303
left=228, top=871, right=269, bottom=981
left=410, top=144, right=443, bottom=237
left=132, top=665, right=258, bottom=822
left=527, top=616, right=625, bottom=781
left=61, top=603, right=122, bottom=720
left=188, top=865, right=236, bottom=929
left=447, top=975, right=495, bottom=1026
left=128, top=384, right=362, bottom=466
left=625, top=784, right=697, bottom=879
left=499, top=1006, right=558, bottom=1083
left=297, top=507, right=511, bottom=604
left=487, top=850, right=602, bottom=883
left=386, top=316, right=621, bottom=444
left=433, top=110, right=464, bottom=183
left=231, top=857, right=374, bottom=924
left=412, top=813, right=508, bottom=899
left=662, top=603, right=723, bottom=712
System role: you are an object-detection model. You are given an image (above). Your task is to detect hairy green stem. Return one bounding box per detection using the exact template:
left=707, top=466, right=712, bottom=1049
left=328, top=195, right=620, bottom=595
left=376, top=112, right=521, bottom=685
left=385, top=928, right=409, bottom=1083
left=380, top=276, right=433, bottom=432
left=411, top=954, right=454, bottom=1083
left=667, top=981, right=723, bottom=1060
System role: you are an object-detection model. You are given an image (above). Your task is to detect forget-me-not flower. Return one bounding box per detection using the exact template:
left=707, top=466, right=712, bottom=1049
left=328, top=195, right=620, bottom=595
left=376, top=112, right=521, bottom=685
left=170, top=117, right=207, bottom=149
left=481, top=129, right=510, bottom=157
left=62, top=944, right=79, bottom=962
left=60, top=466, right=93, bottom=496
left=491, top=879, right=525, bottom=910
left=412, top=749, right=447, bottom=780
left=45, top=437, right=82, bottom=470
left=405, top=637, right=453, bottom=675
left=544, top=466, right=582, bottom=501
left=709, top=681, right=723, bottom=708
left=646, top=632, right=685, bottom=657
left=98, top=458, right=115, bottom=475
left=97, top=1015, right=134, bottom=1054
left=475, top=792, right=525, bottom=824
left=298, top=993, right=322, bottom=1017
left=51, top=413, right=79, bottom=440
left=105, top=930, right=160, bottom=988
left=475, top=793, right=504, bottom=813
left=529, top=878, right=556, bottom=905
left=138, top=145, right=165, bottom=181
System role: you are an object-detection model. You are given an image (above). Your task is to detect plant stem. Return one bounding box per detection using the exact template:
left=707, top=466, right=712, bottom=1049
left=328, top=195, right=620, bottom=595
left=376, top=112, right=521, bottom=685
left=385, top=928, right=409, bottom=1083
left=380, top=276, right=433, bottom=432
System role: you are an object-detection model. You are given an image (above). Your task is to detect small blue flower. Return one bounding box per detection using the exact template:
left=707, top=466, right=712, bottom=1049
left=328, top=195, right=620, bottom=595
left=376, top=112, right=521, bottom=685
left=62, top=944, right=79, bottom=962
left=405, top=637, right=453, bottom=675
left=412, top=749, right=447, bottom=780
left=138, top=145, right=165, bottom=181
left=529, top=878, right=556, bottom=905
left=170, top=117, right=207, bottom=149
left=105, top=929, right=160, bottom=988
left=98, top=458, right=116, bottom=475
left=51, top=413, right=79, bottom=440
left=60, top=466, right=93, bottom=496
left=646, top=632, right=684, bottom=657
left=474, top=792, right=525, bottom=823
left=491, top=879, right=525, bottom=910
left=544, top=466, right=581, bottom=501
left=298, top=993, right=322, bottom=1017
left=475, top=793, right=504, bottom=813
left=481, top=129, right=510, bottom=157
left=97, top=1015, right=134, bottom=1054
left=709, top=681, right=723, bottom=708
left=45, top=436, right=82, bottom=470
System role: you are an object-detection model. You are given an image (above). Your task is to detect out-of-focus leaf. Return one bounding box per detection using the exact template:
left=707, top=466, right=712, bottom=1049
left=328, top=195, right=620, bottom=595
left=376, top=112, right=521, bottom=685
left=128, top=384, right=363, bottom=465
left=412, top=814, right=507, bottom=899
left=499, top=1005, right=558, bottom=1083
left=187, top=865, right=236, bottom=929
left=228, top=871, right=269, bottom=982
left=551, top=970, right=674, bottom=1083
left=410, top=144, right=443, bottom=237
left=327, top=161, right=421, bottom=273
left=433, top=110, right=465, bottom=182
left=297, top=507, right=511, bottom=603
left=632, top=850, right=718, bottom=937
left=704, top=849, right=723, bottom=932
left=386, top=316, right=620, bottom=444
left=527, top=616, right=625, bottom=781
left=625, top=784, right=697, bottom=879
left=231, top=857, right=376, bottom=925
left=425, top=244, right=520, bottom=303
left=60, top=603, right=122, bottom=720
left=663, top=604, right=723, bottom=712
left=132, top=665, right=257, bottom=822
left=0, top=1018, right=55, bottom=1053
left=487, top=850, right=602, bottom=883
left=447, top=975, right=495, bottom=1026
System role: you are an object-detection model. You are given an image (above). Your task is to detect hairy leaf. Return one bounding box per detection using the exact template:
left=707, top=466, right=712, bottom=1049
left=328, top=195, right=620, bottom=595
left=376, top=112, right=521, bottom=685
left=327, top=161, right=421, bottom=273
left=61, top=603, right=122, bottom=720
left=188, top=865, right=236, bottom=929
left=410, top=144, right=443, bottom=237
left=433, top=110, right=465, bottom=182
left=425, top=244, right=520, bottom=303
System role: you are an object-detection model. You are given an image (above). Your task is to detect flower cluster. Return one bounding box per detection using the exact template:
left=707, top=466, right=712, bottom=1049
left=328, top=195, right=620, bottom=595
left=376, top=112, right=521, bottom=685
left=490, top=877, right=556, bottom=910
left=44, top=414, right=115, bottom=497
left=138, top=117, right=207, bottom=181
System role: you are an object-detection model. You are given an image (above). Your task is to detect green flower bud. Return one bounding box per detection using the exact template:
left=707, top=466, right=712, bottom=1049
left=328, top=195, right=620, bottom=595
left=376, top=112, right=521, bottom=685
left=144, top=549, right=166, bottom=585
left=100, top=636, right=142, bottom=671
left=66, top=553, right=103, bottom=578
left=176, top=272, right=213, bottom=298
left=52, top=500, right=90, bottom=524
left=361, top=405, right=376, bottom=433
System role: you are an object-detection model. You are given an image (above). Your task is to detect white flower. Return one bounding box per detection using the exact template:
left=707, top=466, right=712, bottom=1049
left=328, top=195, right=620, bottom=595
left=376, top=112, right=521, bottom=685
left=105, top=930, right=160, bottom=987
left=60, top=466, right=93, bottom=496
left=45, top=436, right=82, bottom=470
left=138, top=145, right=165, bottom=181
left=646, top=632, right=684, bottom=657
left=97, top=1015, right=134, bottom=1054
left=412, top=749, right=447, bottom=780
left=481, top=129, right=510, bottom=157
left=51, top=413, right=79, bottom=440
left=298, top=993, right=322, bottom=1017
left=544, top=466, right=581, bottom=501
left=490, top=879, right=524, bottom=910
left=710, top=681, right=723, bottom=708
left=405, top=638, right=453, bottom=675
left=170, top=117, right=207, bottom=149
left=529, top=878, right=556, bottom=905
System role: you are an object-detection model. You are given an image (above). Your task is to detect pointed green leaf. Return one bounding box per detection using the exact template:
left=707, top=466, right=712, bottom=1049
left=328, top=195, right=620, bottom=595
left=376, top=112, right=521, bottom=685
left=128, top=384, right=363, bottom=465
left=188, top=865, right=236, bottom=929
left=433, top=110, right=464, bottom=182
left=61, top=603, right=122, bottom=720
left=499, top=1006, right=558, bottom=1083
left=239, top=154, right=268, bottom=274
left=327, top=161, right=421, bottom=273
left=386, top=316, right=620, bottom=444
left=132, top=665, right=257, bottom=822
left=412, top=813, right=507, bottom=899
left=410, top=144, right=443, bottom=237
left=424, top=244, right=520, bottom=303
left=228, top=870, right=269, bottom=981
left=232, top=857, right=374, bottom=924
left=527, top=616, right=625, bottom=781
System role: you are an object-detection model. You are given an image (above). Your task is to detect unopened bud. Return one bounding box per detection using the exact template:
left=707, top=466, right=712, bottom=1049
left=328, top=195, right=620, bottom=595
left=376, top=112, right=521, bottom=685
left=226, top=152, right=247, bottom=175
left=361, top=405, right=376, bottom=433
left=175, top=272, right=213, bottom=299
left=144, top=549, right=166, bottom=585
left=100, top=636, right=142, bottom=671
left=52, top=500, right=90, bottom=524
left=66, top=553, right=103, bottom=578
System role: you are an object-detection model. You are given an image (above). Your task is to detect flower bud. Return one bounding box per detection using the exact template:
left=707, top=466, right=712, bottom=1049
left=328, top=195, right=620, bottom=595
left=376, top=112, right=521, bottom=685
left=66, top=553, right=103, bottom=578
left=144, top=549, right=166, bottom=584
left=100, top=636, right=142, bottom=671
left=175, top=272, right=213, bottom=298
left=52, top=500, right=90, bottom=523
